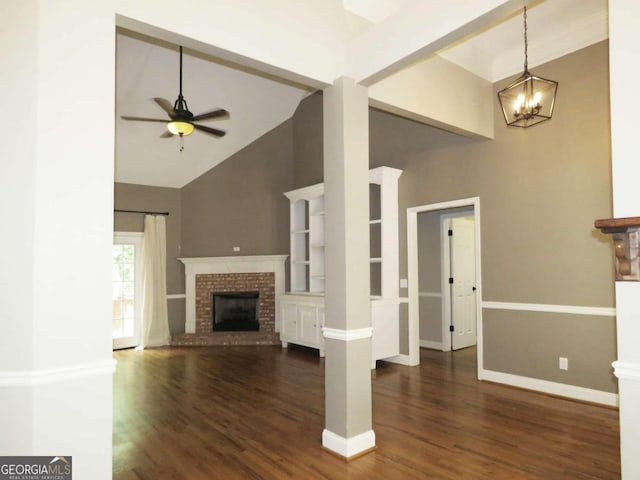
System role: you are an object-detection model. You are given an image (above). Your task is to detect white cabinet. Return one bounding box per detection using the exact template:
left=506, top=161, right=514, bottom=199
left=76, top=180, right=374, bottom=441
left=298, top=305, right=321, bottom=345
left=280, top=294, right=325, bottom=356
left=371, top=299, right=400, bottom=363
left=280, top=167, right=402, bottom=367
left=281, top=303, right=298, bottom=339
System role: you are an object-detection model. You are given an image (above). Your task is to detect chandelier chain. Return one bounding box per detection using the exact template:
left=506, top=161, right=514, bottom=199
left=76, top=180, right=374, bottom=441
left=523, top=6, right=528, bottom=72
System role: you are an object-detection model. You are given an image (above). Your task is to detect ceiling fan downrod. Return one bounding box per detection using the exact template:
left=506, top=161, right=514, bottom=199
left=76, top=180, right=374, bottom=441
left=173, top=46, right=193, bottom=120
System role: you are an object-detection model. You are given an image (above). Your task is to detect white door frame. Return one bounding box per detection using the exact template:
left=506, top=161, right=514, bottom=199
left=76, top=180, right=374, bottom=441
left=440, top=210, right=475, bottom=352
left=406, top=197, right=483, bottom=376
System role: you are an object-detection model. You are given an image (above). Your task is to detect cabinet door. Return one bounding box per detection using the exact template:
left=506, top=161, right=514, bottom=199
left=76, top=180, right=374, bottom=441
left=281, top=303, right=298, bottom=339
left=298, top=305, right=319, bottom=345
left=371, top=302, right=399, bottom=361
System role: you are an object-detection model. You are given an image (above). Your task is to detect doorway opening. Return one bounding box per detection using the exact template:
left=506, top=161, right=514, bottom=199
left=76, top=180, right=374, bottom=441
left=406, top=198, right=483, bottom=376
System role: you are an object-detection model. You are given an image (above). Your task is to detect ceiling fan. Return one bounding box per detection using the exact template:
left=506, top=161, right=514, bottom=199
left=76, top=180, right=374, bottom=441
left=121, top=46, right=229, bottom=149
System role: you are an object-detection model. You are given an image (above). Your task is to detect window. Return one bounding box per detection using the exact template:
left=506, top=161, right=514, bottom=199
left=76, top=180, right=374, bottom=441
left=112, top=232, right=143, bottom=349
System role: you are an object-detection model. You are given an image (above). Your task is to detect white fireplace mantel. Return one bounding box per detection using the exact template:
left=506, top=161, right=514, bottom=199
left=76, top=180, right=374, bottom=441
left=178, top=255, right=288, bottom=334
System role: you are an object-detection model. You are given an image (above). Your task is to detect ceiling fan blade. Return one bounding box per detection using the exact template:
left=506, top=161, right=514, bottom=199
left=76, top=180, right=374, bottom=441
left=160, top=130, right=173, bottom=138
left=121, top=116, right=168, bottom=123
left=191, top=108, right=229, bottom=122
left=153, top=97, right=176, bottom=117
left=194, top=124, right=226, bottom=137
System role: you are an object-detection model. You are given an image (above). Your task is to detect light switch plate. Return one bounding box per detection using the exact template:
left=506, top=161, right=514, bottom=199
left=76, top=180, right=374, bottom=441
left=400, top=278, right=408, bottom=288
left=559, top=357, right=568, bottom=370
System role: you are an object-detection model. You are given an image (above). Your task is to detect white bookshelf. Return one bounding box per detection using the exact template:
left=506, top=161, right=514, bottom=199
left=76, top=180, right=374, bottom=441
left=280, top=167, right=403, bottom=367
left=285, top=184, right=323, bottom=293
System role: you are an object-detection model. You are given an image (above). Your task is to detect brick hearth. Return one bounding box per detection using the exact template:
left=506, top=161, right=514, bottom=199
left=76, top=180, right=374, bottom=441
left=172, top=272, right=280, bottom=347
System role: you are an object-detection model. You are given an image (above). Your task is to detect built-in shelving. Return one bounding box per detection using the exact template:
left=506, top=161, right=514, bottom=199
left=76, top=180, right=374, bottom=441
left=281, top=167, right=403, bottom=367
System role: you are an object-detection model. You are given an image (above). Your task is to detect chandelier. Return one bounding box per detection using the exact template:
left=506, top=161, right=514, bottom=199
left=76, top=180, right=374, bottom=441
left=498, top=6, right=558, bottom=128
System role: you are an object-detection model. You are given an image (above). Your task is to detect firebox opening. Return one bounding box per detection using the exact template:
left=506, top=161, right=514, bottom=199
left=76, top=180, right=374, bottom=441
left=212, top=292, right=260, bottom=332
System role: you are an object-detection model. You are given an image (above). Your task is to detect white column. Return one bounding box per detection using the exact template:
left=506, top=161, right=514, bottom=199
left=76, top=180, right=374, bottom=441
left=608, top=2, right=640, bottom=478
left=0, top=1, right=115, bottom=478
left=322, top=77, right=375, bottom=458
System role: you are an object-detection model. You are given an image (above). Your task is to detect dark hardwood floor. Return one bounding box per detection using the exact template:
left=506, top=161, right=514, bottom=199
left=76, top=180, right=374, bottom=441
left=113, top=345, right=620, bottom=479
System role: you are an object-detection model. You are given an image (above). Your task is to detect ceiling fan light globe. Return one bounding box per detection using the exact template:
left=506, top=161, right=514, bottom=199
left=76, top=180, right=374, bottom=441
left=167, top=121, right=194, bottom=136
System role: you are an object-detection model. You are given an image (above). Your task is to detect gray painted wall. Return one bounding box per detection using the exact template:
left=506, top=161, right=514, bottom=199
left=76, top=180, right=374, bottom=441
left=418, top=211, right=442, bottom=345
left=292, top=93, right=324, bottom=188
left=113, top=183, right=185, bottom=334
left=113, top=40, right=616, bottom=394
left=114, top=116, right=296, bottom=336
left=180, top=119, right=294, bottom=258
left=293, top=41, right=616, bottom=393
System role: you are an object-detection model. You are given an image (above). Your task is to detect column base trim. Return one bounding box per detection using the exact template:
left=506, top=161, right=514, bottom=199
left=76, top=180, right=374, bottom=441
left=322, top=429, right=376, bottom=459
left=322, top=327, right=372, bottom=341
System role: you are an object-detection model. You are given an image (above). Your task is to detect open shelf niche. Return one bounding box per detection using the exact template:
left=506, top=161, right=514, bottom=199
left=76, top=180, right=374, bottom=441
left=280, top=166, right=403, bottom=368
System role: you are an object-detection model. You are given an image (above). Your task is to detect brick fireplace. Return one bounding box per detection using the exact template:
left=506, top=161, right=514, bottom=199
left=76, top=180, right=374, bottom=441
left=172, top=255, right=287, bottom=347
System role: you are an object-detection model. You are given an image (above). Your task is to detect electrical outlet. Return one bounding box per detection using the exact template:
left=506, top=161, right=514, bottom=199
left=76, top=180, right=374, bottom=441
left=559, top=357, right=568, bottom=370
left=233, top=246, right=240, bottom=252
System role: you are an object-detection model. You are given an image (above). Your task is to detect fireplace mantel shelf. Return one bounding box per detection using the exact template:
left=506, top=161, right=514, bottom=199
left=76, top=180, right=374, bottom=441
left=179, top=255, right=288, bottom=265
left=594, top=216, right=640, bottom=281
left=594, top=216, right=640, bottom=232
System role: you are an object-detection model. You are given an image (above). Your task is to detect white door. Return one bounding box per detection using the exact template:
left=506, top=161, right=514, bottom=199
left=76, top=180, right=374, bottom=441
left=112, top=232, right=143, bottom=350
left=449, top=215, right=477, bottom=350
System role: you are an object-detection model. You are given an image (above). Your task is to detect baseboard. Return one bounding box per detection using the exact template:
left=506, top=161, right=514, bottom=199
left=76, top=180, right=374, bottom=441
left=385, top=354, right=416, bottom=366
left=322, top=429, right=376, bottom=459
left=480, top=369, right=618, bottom=407
left=419, top=340, right=443, bottom=350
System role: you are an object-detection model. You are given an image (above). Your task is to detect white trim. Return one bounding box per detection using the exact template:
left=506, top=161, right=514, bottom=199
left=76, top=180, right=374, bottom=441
left=398, top=297, right=409, bottom=304
left=178, top=254, right=289, bottom=265
left=322, top=429, right=376, bottom=458
left=419, top=291, right=441, bottom=298
left=167, top=293, right=186, bottom=300
left=322, top=327, right=373, bottom=341
left=613, top=361, right=640, bottom=380
left=406, top=197, right=483, bottom=371
left=482, top=301, right=616, bottom=317
left=0, top=359, right=117, bottom=386
left=420, top=340, right=443, bottom=350
left=480, top=369, right=619, bottom=407
left=114, top=231, right=144, bottom=238
left=386, top=353, right=413, bottom=366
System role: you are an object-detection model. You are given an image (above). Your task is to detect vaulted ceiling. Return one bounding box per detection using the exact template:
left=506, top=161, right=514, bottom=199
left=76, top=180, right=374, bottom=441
left=115, top=0, right=607, bottom=188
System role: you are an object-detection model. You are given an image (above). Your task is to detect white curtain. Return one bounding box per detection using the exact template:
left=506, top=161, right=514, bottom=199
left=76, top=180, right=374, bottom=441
left=140, top=215, right=170, bottom=348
